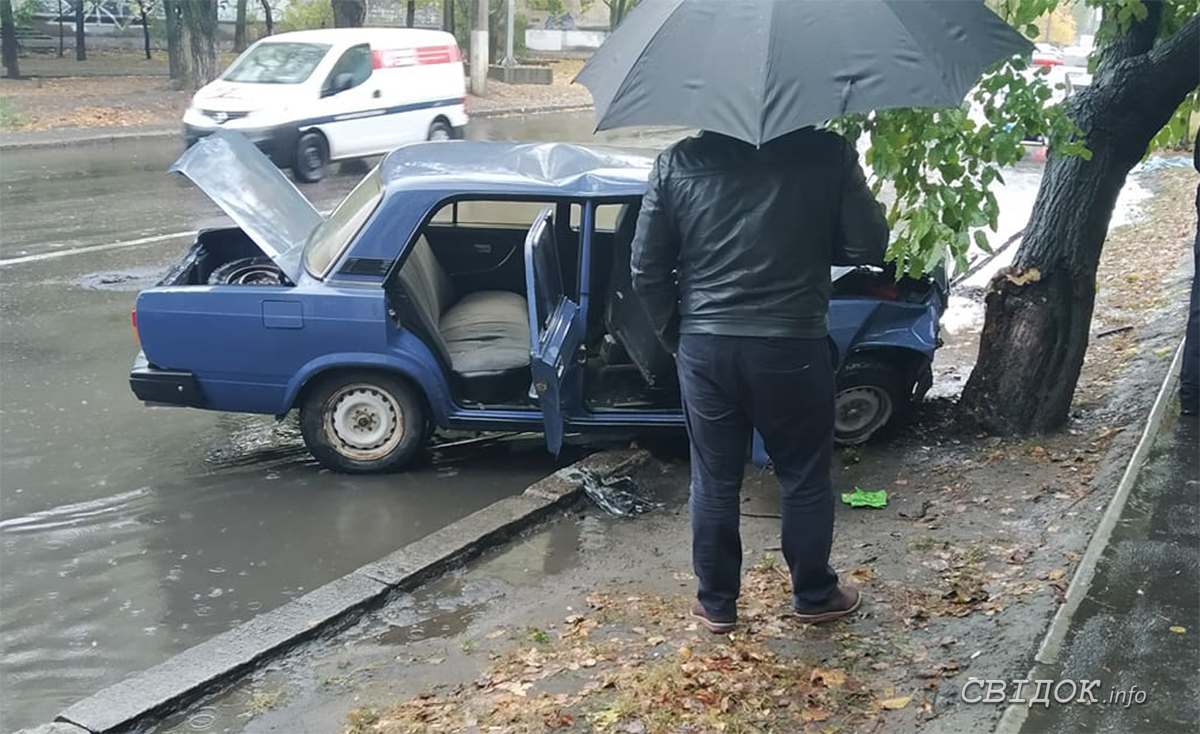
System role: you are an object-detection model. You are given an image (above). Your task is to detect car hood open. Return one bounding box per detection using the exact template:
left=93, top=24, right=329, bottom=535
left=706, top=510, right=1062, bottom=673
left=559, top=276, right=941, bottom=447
left=170, top=130, right=322, bottom=283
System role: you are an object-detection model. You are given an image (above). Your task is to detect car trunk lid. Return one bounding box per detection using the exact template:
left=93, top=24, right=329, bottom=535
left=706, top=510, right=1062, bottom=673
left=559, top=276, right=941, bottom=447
left=170, top=129, right=322, bottom=284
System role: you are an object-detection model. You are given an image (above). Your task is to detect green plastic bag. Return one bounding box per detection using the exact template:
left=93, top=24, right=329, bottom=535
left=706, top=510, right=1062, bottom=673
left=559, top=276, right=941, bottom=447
left=840, top=486, right=888, bottom=509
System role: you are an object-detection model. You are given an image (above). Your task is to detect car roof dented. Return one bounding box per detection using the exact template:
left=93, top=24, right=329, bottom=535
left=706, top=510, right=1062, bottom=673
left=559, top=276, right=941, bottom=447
left=379, top=141, right=654, bottom=198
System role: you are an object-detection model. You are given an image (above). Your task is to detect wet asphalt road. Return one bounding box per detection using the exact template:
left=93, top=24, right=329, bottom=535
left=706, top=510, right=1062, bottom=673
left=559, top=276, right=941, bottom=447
left=1022, top=416, right=1200, bottom=734
left=0, top=112, right=686, bottom=731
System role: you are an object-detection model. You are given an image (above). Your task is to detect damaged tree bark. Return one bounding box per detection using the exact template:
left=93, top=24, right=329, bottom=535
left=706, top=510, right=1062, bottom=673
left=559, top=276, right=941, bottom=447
left=961, top=4, right=1199, bottom=435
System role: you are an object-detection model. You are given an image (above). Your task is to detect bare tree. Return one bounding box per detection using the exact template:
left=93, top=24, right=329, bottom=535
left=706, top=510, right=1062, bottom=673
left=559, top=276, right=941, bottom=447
left=331, top=0, right=365, bottom=27
left=234, top=0, right=248, bottom=51
left=74, top=0, right=85, bottom=61
left=259, top=0, right=273, bottom=36
left=180, top=0, right=218, bottom=89
left=137, top=0, right=152, bottom=60
left=443, top=0, right=454, bottom=33
left=1, top=0, right=19, bottom=78
left=406, top=0, right=416, bottom=27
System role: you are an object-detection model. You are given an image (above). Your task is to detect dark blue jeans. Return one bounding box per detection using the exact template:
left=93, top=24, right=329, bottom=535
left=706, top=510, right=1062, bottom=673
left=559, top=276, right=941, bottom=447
left=676, top=333, right=839, bottom=619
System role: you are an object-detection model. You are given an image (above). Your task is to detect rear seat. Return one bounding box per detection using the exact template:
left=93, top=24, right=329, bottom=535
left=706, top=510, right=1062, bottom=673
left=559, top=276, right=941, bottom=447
left=394, top=236, right=531, bottom=400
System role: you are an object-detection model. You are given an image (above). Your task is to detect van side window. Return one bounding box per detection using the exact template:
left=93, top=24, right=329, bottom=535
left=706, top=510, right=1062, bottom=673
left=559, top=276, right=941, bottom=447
left=324, top=44, right=372, bottom=94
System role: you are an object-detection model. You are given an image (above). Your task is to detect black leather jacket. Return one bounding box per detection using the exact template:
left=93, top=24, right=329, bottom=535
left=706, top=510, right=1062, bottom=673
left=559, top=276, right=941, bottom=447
left=631, top=129, right=888, bottom=351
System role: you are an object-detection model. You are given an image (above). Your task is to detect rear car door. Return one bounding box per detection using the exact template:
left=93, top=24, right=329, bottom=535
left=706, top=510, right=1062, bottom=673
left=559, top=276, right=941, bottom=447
left=524, top=207, right=585, bottom=455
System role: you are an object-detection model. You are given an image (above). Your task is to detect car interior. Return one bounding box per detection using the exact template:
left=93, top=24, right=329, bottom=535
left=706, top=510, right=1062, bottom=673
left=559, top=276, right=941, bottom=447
left=384, top=196, right=940, bottom=412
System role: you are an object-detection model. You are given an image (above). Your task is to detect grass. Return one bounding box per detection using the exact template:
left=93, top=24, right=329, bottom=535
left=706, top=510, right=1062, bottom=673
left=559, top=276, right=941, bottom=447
left=245, top=688, right=286, bottom=716
left=908, top=535, right=938, bottom=552
left=0, top=97, right=28, bottom=131
left=345, top=707, right=380, bottom=734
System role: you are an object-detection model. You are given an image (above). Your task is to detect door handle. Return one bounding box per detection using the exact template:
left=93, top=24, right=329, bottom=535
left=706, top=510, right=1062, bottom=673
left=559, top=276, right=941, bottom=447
left=372, top=89, right=381, bottom=99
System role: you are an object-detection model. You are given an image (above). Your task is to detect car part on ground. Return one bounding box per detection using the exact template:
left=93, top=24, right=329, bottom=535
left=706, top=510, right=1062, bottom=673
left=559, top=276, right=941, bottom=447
left=299, top=370, right=428, bottom=473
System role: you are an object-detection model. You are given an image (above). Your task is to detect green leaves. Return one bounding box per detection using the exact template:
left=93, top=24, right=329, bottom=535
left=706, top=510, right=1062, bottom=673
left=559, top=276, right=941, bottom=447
left=829, top=54, right=1087, bottom=280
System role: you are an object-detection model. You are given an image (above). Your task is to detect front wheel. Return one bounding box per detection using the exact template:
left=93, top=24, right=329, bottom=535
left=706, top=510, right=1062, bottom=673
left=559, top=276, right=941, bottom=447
left=293, top=131, right=328, bottom=183
left=833, top=360, right=908, bottom=445
left=427, top=119, right=453, bottom=141
left=299, top=371, right=427, bottom=473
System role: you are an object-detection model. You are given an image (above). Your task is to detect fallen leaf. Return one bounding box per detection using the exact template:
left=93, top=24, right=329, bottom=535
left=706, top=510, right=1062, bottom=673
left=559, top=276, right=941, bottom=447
left=1047, top=569, right=1066, bottom=581
left=426, top=656, right=445, bottom=665
left=849, top=568, right=875, bottom=583
left=810, top=668, right=847, bottom=688
left=486, top=629, right=507, bottom=639
left=881, top=696, right=912, bottom=710
left=1170, top=626, right=1187, bottom=634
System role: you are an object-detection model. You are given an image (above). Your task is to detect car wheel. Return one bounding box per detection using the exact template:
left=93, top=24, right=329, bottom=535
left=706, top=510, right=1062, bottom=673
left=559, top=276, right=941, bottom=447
left=294, top=131, right=328, bottom=183
left=833, top=359, right=907, bottom=445
left=207, top=256, right=286, bottom=285
left=299, top=371, right=427, bottom=473
left=427, top=119, right=453, bottom=142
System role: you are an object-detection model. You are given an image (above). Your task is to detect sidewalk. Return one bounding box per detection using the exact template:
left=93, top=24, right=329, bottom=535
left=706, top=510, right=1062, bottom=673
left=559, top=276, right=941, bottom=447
left=1020, top=415, right=1199, bottom=734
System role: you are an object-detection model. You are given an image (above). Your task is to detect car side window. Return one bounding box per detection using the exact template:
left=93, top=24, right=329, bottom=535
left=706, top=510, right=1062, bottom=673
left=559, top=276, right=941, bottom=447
left=323, top=44, right=372, bottom=94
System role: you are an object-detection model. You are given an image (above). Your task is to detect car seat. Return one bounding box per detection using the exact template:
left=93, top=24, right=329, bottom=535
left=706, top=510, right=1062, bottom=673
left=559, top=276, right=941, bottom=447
left=393, top=236, right=531, bottom=403
left=604, top=203, right=677, bottom=389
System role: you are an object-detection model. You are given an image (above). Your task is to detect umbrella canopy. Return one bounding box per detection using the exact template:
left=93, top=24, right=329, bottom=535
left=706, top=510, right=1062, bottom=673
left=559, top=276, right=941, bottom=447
left=575, top=0, right=1032, bottom=145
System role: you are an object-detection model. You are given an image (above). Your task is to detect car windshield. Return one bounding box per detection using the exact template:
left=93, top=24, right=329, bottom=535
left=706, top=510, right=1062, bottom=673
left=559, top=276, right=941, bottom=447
left=304, top=168, right=384, bottom=277
left=224, top=42, right=330, bottom=84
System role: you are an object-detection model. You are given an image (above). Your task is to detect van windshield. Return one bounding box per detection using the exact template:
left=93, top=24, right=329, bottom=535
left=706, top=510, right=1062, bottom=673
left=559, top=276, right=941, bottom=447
left=304, top=168, right=384, bottom=277
left=224, top=42, right=331, bottom=84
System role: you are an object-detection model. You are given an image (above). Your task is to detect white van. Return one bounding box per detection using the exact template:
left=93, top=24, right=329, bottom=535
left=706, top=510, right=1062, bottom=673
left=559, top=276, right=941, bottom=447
left=183, top=28, right=468, bottom=183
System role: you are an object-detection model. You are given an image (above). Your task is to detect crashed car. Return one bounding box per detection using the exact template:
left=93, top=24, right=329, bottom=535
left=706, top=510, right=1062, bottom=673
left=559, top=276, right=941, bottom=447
left=129, top=131, right=946, bottom=473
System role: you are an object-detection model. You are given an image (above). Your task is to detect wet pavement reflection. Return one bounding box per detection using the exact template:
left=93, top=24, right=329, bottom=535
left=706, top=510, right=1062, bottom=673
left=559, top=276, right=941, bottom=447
left=0, top=112, right=685, bottom=730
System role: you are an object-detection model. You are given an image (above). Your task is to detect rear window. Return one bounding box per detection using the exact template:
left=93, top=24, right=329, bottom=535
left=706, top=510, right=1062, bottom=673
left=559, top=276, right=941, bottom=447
left=224, top=42, right=331, bottom=84
left=304, top=169, right=383, bottom=277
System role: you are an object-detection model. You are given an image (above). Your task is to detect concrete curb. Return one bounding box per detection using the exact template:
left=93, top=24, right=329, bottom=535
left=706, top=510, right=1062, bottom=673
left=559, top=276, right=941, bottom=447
left=993, top=341, right=1185, bottom=734
left=32, top=448, right=648, bottom=734
left=0, top=105, right=596, bottom=151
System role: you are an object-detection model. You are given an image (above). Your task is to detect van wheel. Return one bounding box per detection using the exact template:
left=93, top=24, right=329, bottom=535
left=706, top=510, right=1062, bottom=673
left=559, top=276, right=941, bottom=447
left=294, top=131, right=328, bottom=183
left=427, top=119, right=453, bottom=141
left=833, top=359, right=907, bottom=445
left=299, top=371, right=427, bottom=473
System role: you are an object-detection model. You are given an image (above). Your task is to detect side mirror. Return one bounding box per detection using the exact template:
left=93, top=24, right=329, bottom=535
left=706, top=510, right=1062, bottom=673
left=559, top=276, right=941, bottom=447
left=323, top=72, right=355, bottom=97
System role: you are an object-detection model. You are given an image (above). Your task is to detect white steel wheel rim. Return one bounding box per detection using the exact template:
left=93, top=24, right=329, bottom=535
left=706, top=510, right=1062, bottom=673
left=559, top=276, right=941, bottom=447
left=429, top=126, right=450, bottom=141
left=835, top=386, right=892, bottom=440
left=325, top=384, right=404, bottom=460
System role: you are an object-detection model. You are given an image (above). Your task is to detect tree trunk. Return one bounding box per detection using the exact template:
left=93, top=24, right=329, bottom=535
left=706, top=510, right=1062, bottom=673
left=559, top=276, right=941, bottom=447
left=443, top=0, right=453, bottom=34
left=259, top=0, right=273, bottom=36
left=163, top=0, right=184, bottom=81
left=406, top=0, right=415, bottom=28
left=139, top=1, right=151, bottom=59
left=180, top=0, right=218, bottom=89
left=234, top=0, right=248, bottom=52
left=331, top=0, right=365, bottom=28
left=74, top=0, right=85, bottom=61
left=961, top=6, right=1200, bottom=435
left=0, top=0, right=19, bottom=78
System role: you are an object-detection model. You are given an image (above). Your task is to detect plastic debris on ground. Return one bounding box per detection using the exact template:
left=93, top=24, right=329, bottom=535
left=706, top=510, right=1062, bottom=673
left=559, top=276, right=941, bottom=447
left=1132, top=155, right=1193, bottom=173
left=570, top=469, right=663, bottom=517
left=840, top=486, right=889, bottom=509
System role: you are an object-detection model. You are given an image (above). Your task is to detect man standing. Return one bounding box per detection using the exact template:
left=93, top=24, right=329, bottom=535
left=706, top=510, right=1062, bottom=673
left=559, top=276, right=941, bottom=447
left=631, top=128, right=888, bottom=633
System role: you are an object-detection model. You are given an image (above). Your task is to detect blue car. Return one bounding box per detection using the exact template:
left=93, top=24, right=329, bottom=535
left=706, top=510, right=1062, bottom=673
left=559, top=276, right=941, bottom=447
left=130, top=131, right=946, bottom=473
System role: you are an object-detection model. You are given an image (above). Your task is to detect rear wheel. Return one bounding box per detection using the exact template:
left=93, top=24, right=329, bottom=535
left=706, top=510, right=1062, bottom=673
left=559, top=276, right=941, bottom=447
left=293, top=131, right=328, bottom=183
left=833, top=359, right=908, bottom=445
left=427, top=119, right=453, bottom=141
left=299, top=371, right=427, bottom=473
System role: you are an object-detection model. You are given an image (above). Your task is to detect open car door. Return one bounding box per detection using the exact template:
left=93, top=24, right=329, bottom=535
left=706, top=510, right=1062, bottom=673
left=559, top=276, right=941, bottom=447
left=525, top=207, right=585, bottom=455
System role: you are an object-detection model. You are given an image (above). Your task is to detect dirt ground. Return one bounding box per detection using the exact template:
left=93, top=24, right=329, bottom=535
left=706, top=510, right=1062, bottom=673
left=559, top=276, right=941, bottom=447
left=0, top=51, right=591, bottom=133
left=146, top=167, right=1197, bottom=734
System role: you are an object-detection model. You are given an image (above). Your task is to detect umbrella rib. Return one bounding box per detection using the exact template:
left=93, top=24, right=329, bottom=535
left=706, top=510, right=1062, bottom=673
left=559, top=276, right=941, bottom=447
left=756, top=0, right=776, bottom=146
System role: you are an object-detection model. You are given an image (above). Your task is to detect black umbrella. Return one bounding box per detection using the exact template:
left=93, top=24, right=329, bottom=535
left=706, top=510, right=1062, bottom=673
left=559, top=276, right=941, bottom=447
left=575, top=0, right=1031, bottom=145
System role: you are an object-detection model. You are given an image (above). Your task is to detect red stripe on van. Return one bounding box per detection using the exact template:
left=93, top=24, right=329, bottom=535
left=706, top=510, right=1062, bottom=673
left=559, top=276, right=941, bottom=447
left=371, top=45, right=460, bottom=69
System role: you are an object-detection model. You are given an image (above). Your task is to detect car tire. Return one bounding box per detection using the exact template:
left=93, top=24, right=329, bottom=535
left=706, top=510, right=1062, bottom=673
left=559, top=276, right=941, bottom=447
left=293, top=131, right=328, bottom=183
left=299, top=371, right=427, bottom=473
left=427, top=119, right=453, bottom=142
left=833, top=359, right=908, bottom=445
left=207, top=256, right=286, bottom=286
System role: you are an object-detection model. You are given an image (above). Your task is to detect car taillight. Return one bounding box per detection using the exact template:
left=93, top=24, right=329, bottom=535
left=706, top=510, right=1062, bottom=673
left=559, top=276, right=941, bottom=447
left=131, top=307, right=139, bottom=343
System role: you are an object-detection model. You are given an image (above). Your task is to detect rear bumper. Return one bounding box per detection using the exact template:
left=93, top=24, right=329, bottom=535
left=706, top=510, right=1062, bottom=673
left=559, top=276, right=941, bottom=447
left=130, top=351, right=204, bottom=408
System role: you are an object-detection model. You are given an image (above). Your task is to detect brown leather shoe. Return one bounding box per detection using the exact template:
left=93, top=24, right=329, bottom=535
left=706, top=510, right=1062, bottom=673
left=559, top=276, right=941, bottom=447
left=690, top=600, right=737, bottom=634
left=793, top=584, right=861, bottom=624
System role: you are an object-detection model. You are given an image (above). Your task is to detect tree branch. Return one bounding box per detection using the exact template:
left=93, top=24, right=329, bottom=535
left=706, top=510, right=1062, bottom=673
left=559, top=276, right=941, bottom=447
left=1098, top=0, right=1164, bottom=70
